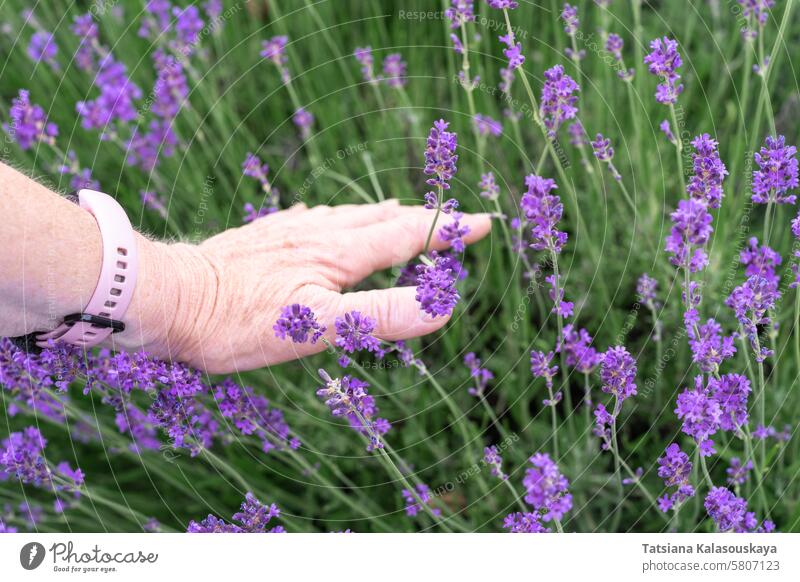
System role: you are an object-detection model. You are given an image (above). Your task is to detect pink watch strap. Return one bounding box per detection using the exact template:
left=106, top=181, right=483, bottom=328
left=37, top=189, right=138, bottom=349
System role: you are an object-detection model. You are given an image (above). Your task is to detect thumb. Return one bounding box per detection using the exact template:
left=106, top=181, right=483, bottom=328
left=330, top=286, right=451, bottom=341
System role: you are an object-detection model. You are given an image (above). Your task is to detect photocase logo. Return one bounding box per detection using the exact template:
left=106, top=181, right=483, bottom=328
left=19, top=542, right=46, bottom=570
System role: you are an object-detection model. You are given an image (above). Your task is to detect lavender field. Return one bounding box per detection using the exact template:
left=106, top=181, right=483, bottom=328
left=1, top=0, right=799, bottom=534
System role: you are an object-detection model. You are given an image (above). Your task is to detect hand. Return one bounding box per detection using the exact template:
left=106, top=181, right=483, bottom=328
left=119, top=201, right=491, bottom=373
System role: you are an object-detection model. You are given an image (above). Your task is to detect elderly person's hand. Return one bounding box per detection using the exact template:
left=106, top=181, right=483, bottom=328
left=0, top=163, right=490, bottom=374
left=125, top=201, right=491, bottom=373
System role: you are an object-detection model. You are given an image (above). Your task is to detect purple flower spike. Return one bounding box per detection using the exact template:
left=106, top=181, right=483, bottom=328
left=335, top=311, right=381, bottom=354
left=402, top=484, right=441, bottom=518
left=424, top=119, right=459, bottom=190
left=644, top=37, right=683, bottom=105
left=520, top=174, right=568, bottom=253
left=606, top=33, right=623, bottom=61
left=705, top=487, right=773, bottom=533
left=479, top=172, right=500, bottom=200
left=726, top=457, right=754, bottom=486
left=752, top=135, right=798, bottom=205
left=354, top=47, right=376, bottom=84
left=687, top=134, right=728, bottom=208
left=316, top=371, right=390, bottom=450
left=660, top=120, right=676, bottom=144
left=591, top=133, right=614, bottom=162
left=261, top=35, right=291, bottom=83
left=484, top=445, right=507, bottom=480
left=487, top=0, right=519, bottom=9
left=3, top=90, right=58, bottom=150
left=28, top=31, right=59, bottom=70
left=656, top=443, right=695, bottom=512
left=415, top=251, right=461, bottom=317
left=539, top=65, right=580, bottom=137
left=273, top=304, right=326, bottom=344
left=561, top=4, right=579, bottom=36
left=499, top=34, right=525, bottom=70
left=600, top=346, right=637, bottom=403
left=675, top=375, right=721, bottom=454
left=293, top=107, right=314, bottom=140
left=464, top=352, right=494, bottom=396
left=189, top=493, right=284, bottom=533
left=665, top=198, right=713, bottom=273
left=503, top=512, right=550, bottom=533
left=382, top=53, right=408, bottom=88
left=445, top=1, right=476, bottom=28
left=473, top=113, right=502, bottom=136
left=726, top=275, right=779, bottom=361
left=522, top=453, right=572, bottom=522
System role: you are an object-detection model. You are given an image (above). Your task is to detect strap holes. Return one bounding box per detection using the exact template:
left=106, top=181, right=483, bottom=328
left=117, top=261, right=127, bottom=269
left=110, top=288, right=122, bottom=296
left=114, top=275, right=125, bottom=283
left=104, top=300, right=117, bottom=308
left=117, top=247, right=128, bottom=256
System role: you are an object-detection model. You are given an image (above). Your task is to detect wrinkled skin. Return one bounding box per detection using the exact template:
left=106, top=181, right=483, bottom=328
left=120, top=201, right=492, bottom=373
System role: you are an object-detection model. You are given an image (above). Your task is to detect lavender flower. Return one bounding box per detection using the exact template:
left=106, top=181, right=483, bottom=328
left=439, top=212, right=471, bottom=252
left=3, top=89, right=58, bottom=150
left=660, top=120, right=676, bottom=144
left=213, top=379, right=299, bottom=454
left=752, top=135, right=798, bottom=204
left=644, top=37, right=683, bottom=105
left=726, top=275, right=779, bottom=361
left=473, top=113, right=502, bottom=136
left=522, top=453, right=572, bottom=522
left=738, top=0, right=776, bottom=39
left=531, top=350, right=560, bottom=406
left=704, top=487, right=772, bottom=533
left=242, top=202, right=270, bottom=223
left=499, top=34, right=525, bottom=69
left=71, top=13, right=99, bottom=71
left=188, top=493, right=284, bottom=533
left=354, top=47, right=377, bottom=83
left=726, top=457, right=754, bottom=486
left=606, top=33, right=623, bottom=61
left=599, top=346, right=637, bottom=403
left=261, top=36, right=290, bottom=83
left=741, top=237, right=782, bottom=287
left=637, top=274, right=660, bottom=306
left=445, top=1, right=476, bottom=27
left=486, top=0, right=519, bottom=9
left=591, top=133, right=614, bottom=162
left=172, top=5, right=204, bottom=52
left=686, top=317, right=737, bottom=373
left=316, top=371, right=390, bottom=449
left=424, top=119, right=459, bottom=191
left=503, top=512, right=550, bottom=533
left=139, top=0, right=173, bottom=39
left=479, top=172, right=500, bottom=200
left=656, top=443, right=695, bottom=511
left=415, top=251, right=461, bottom=317
left=520, top=174, right=568, bottom=253
left=152, top=50, right=189, bottom=119
left=484, top=446, right=507, bottom=479
left=402, top=484, right=441, bottom=517
left=675, top=376, right=721, bottom=455
left=558, top=325, right=601, bottom=374
left=273, top=304, right=326, bottom=344
left=335, top=311, right=381, bottom=354
left=28, top=31, right=59, bottom=70
left=539, top=65, right=580, bottom=137
left=561, top=4, right=579, bottom=36
left=77, top=56, right=143, bottom=134
left=141, top=191, right=168, bottom=218
left=293, top=107, right=314, bottom=140
left=687, top=134, right=728, bottom=208
left=382, top=53, right=407, bottom=88
left=464, top=352, right=494, bottom=396
left=126, top=120, right=177, bottom=171
left=710, top=373, right=751, bottom=432
left=665, top=198, right=713, bottom=273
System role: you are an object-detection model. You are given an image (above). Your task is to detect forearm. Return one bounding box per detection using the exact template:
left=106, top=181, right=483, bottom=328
left=0, top=162, right=204, bottom=354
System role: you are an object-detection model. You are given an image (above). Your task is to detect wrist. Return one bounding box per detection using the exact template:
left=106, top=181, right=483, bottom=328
left=114, top=236, right=216, bottom=359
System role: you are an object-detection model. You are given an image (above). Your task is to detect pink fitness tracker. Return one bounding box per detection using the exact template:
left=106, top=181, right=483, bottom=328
left=35, top=189, right=138, bottom=350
